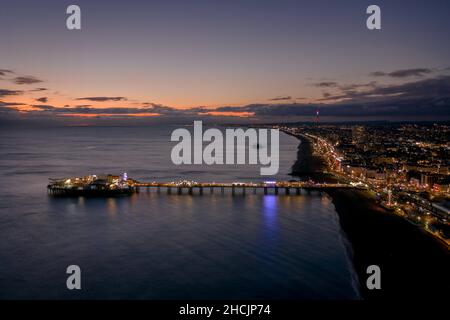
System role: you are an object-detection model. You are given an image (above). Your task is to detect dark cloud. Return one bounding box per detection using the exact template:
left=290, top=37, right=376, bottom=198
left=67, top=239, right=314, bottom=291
left=35, top=97, right=48, bottom=103
left=312, top=81, right=338, bottom=88
left=72, top=104, right=92, bottom=108
left=76, top=96, right=127, bottom=102
left=31, top=104, right=57, bottom=111
left=320, top=75, right=450, bottom=102
left=268, top=96, right=292, bottom=101
left=137, top=102, right=203, bottom=115
left=372, top=75, right=450, bottom=97
left=0, top=100, right=25, bottom=107
left=29, top=104, right=171, bottom=115
left=0, top=89, right=23, bottom=97
left=370, top=68, right=432, bottom=78
left=15, top=102, right=213, bottom=121
left=389, top=68, right=432, bottom=77
left=30, top=88, right=47, bottom=92
left=338, top=82, right=377, bottom=91
left=370, top=71, right=386, bottom=77
left=0, top=69, right=14, bottom=76
left=14, top=76, right=44, bottom=85
left=213, top=98, right=450, bottom=118
left=210, top=75, right=450, bottom=119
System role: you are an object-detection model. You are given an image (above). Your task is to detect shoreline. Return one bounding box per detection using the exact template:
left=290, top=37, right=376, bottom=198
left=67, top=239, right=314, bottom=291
left=289, top=133, right=449, bottom=299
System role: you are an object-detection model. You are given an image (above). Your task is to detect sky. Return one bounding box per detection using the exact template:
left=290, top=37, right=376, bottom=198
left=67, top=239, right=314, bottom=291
left=1, top=0, right=450, bottom=124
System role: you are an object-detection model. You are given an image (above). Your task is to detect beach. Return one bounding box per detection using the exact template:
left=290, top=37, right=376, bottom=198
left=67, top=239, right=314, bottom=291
left=290, top=134, right=450, bottom=299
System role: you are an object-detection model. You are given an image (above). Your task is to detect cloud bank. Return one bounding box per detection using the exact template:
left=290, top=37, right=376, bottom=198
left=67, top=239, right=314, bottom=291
left=1, top=67, right=449, bottom=122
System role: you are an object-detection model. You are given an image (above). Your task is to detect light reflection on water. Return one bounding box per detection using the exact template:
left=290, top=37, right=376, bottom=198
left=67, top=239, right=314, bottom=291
left=263, top=195, right=278, bottom=231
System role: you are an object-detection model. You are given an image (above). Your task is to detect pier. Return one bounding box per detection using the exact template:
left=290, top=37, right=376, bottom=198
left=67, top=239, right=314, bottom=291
left=47, top=174, right=366, bottom=197
left=132, top=181, right=361, bottom=195
left=47, top=175, right=365, bottom=197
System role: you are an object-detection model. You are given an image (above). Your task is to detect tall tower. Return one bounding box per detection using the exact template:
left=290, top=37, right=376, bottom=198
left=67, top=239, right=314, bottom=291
left=316, top=108, right=320, bottom=124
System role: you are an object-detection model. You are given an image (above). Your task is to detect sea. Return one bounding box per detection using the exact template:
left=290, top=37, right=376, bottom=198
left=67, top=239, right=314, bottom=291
left=0, top=124, right=360, bottom=299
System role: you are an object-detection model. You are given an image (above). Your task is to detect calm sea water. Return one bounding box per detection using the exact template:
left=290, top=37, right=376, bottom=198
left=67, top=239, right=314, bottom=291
left=0, top=125, right=359, bottom=299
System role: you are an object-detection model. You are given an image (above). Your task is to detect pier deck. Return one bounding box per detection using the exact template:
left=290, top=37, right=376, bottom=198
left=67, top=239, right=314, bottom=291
left=132, top=181, right=363, bottom=195
left=48, top=177, right=366, bottom=197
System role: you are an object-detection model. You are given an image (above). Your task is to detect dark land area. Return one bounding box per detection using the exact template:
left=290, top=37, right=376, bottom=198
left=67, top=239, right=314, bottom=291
left=288, top=133, right=337, bottom=183
left=289, top=134, right=449, bottom=300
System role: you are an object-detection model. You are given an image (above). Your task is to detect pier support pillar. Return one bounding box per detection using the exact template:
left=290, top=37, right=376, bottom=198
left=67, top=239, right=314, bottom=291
left=210, top=187, right=213, bottom=194
left=264, top=187, right=268, bottom=195
left=167, top=187, right=171, bottom=194
left=242, top=187, right=246, bottom=196
left=199, top=187, right=203, bottom=195
left=285, top=187, right=290, bottom=195
left=232, top=186, right=235, bottom=195
left=296, top=188, right=300, bottom=195
left=188, top=187, right=193, bottom=195
left=221, top=187, right=224, bottom=194
left=177, top=187, right=182, bottom=195
left=275, top=187, right=278, bottom=195
left=253, top=187, right=257, bottom=195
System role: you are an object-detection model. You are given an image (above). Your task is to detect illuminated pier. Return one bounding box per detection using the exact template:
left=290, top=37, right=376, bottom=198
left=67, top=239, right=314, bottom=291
left=47, top=174, right=365, bottom=197
left=133, top=180, right=360, bottom=196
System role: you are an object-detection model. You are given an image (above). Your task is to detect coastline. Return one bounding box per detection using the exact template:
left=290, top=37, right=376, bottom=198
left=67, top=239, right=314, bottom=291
left=289, top=133, right=449, bottom=299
